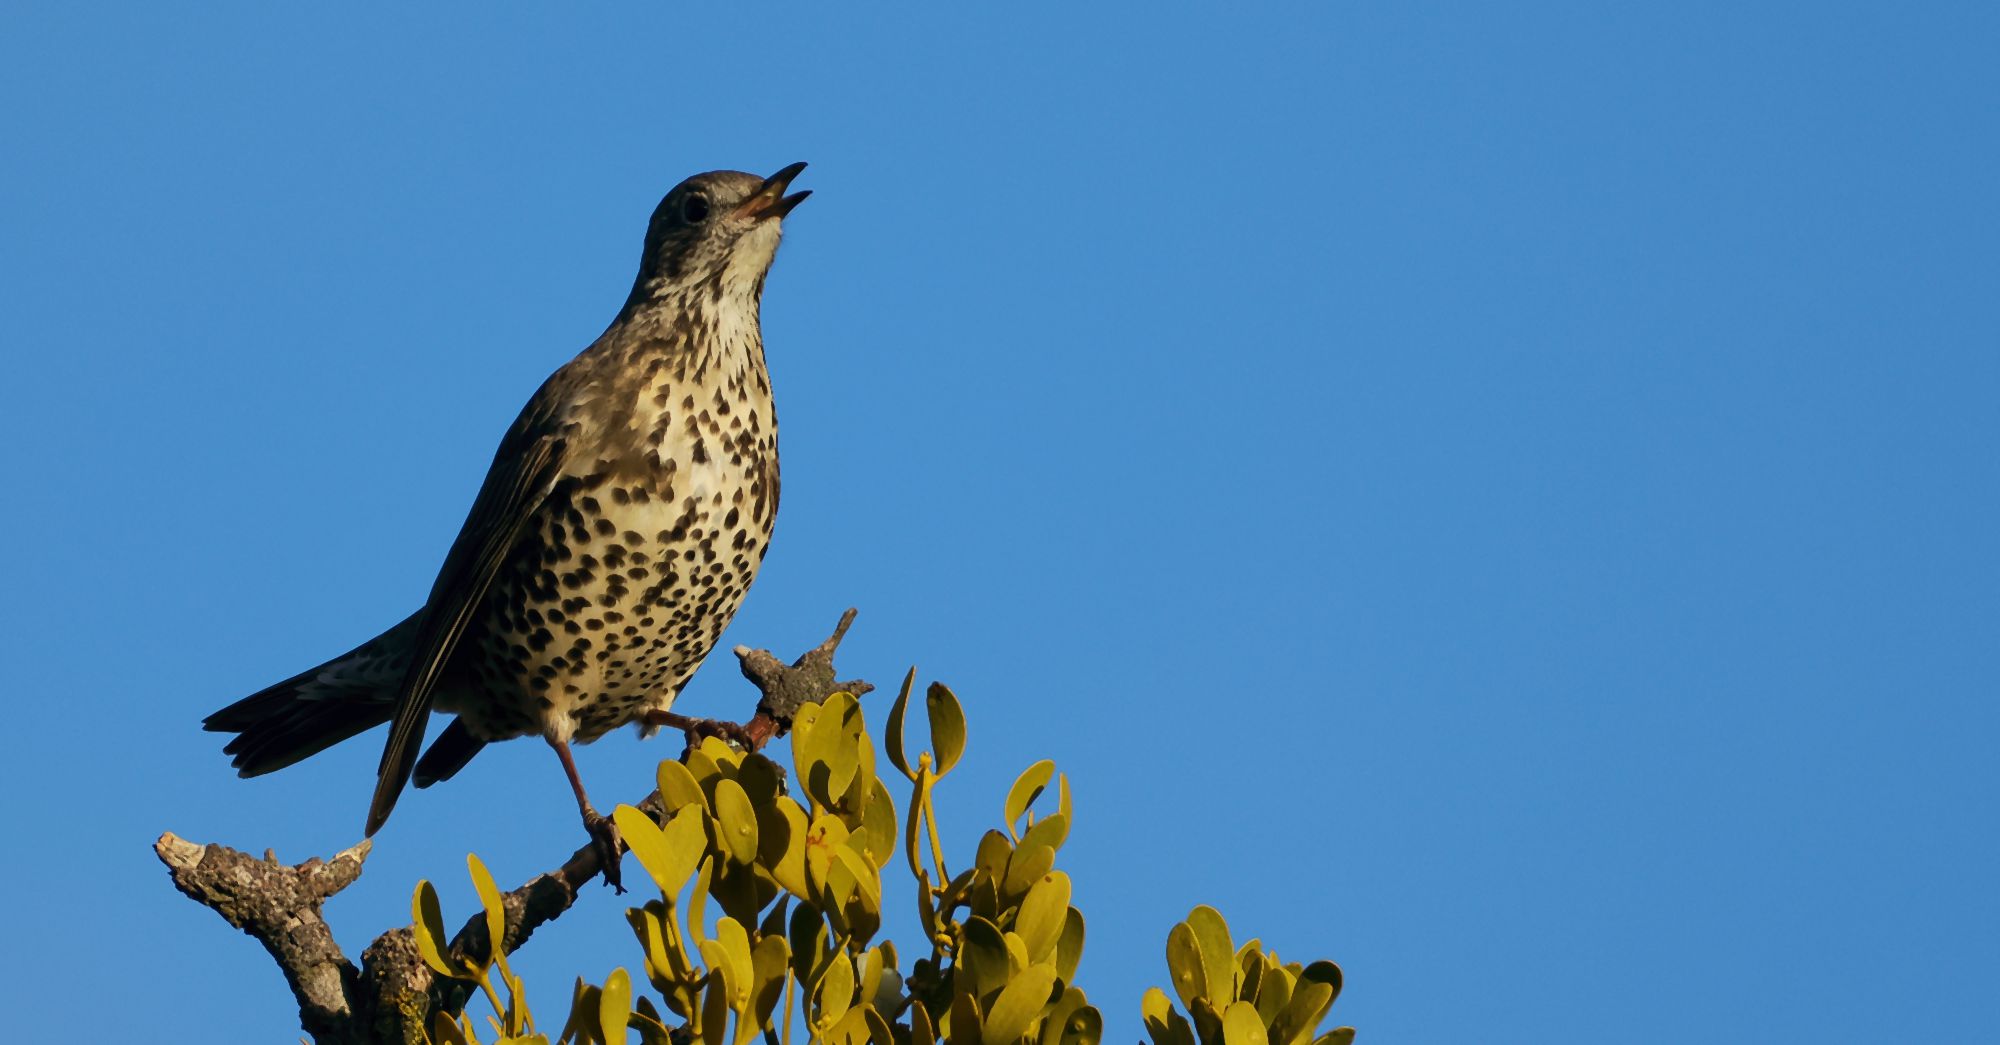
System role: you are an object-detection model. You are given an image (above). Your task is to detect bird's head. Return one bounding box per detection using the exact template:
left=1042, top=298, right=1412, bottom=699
left=628, top=162, right=810, bottom=308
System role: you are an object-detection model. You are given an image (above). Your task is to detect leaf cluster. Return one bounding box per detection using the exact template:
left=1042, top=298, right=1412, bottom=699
left=1145, top=907, right=1352, bottom=1045
left=408, top=672, right=1351, bottom=1045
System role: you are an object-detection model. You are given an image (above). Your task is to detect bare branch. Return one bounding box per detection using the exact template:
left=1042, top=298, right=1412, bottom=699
left=154, top=834, right=372, bottom=1045
left=737, top=606, right=874, bottom=748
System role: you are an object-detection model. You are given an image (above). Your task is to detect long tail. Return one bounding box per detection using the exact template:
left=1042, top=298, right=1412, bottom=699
left=205, top=614, right=417, bottom=777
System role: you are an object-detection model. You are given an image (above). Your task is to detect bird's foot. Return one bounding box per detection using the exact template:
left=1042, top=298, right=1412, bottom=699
left=583, top=808, right=625, bottom=893
left=645, top=711, right=758, bottom=753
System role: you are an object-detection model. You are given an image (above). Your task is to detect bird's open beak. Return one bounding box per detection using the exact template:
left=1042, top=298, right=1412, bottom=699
left=737, top=161, right=811, bottom=221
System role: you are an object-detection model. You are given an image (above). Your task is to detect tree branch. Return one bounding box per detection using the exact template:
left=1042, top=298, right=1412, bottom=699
left=159, top=609, right=869, bottom=1044
left=738, top=606, right=874, bottom=748
left=154, top=834, right=373, bottom=1045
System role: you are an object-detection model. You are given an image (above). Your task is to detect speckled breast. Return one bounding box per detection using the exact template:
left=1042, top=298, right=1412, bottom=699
left=448, top=389, right=779, bottom=745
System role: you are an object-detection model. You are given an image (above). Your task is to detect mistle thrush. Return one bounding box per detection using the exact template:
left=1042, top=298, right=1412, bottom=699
left=205, top=163, right=811, bottom=888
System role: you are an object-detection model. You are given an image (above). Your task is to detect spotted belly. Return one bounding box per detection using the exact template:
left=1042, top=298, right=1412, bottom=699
left=444, top=466, right=774, bottom=745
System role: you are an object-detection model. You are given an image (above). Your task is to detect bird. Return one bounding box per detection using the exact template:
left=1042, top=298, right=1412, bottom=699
left=205, top=163, right=811, bottom=889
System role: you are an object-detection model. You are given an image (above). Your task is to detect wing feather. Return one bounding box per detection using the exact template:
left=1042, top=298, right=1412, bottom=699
left=364, top=419, right=569, bottom=836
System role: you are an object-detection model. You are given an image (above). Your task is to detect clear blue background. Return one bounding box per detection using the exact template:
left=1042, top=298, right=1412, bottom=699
left=3, top=2, right=1995, bottom=1041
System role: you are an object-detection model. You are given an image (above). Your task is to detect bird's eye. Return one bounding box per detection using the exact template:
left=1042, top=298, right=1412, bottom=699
left=680, top=194, right=711, bottom=224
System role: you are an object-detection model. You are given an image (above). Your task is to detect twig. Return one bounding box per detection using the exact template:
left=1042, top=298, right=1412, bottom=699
left=737, top=607, right=874, bottom=749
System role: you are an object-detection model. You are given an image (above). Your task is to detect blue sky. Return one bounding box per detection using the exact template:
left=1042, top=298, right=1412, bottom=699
left=3, top=2, right=1995, bottom=1041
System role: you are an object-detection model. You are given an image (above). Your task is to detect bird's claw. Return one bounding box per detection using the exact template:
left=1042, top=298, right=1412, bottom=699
left=584, top=809, right=625, bottom=893
left=645, top=710, right=758, bottom=753
left=696, top=719, right=757, bottom=751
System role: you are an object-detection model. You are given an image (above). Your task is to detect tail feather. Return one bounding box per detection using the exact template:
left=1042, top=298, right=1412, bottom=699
left=208, top=681, right=393, bottom=776
left=206, top=614, right=419, bottom=778
left=414, top=718, right=487, bottom=788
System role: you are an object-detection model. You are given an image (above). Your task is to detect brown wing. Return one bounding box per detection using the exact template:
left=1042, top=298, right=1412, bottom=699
left=365, top=403, right=571, bottom=836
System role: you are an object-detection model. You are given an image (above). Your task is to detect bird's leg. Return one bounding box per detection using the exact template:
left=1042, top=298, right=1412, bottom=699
left=643, top=710, right=763, bottom=753
left=549, top=736, right=624, bottom=893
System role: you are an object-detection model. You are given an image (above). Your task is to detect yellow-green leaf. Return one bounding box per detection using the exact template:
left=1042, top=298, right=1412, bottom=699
left=1014, top=871, right=1070, bottom=963
left=1003, top=760, right=1055, bottom=840
left=1298, top=961, right=1342, bottom=1006
left=1222, top=1001, right=1267, bottom=1045
left=615, top=803, right=699, bottom=898
left=687, top=745, right=725, bottom=795
left=756, top=798, right=811, bottom=900
left=562, top=978, right=601, bottom=1045
left=1055, top=907, right=1086, bottom=984
left=715, top=917, right=754, bottom=1010
left=685, top=857, right=714, bottom=954
left=466, top=853, right=507, bottom=975
left=662, top=805, right=711, bottom=891
left=925, top=682, right=966, bottom=775
left=817, top=949, right=855, bottom=1027
left=632, top=904, right=677, bottom=988
left=860, top=777, right=899, bottom=869
left=1002, top=931, right=1031, bottom=978
left=711, top=777, right=759, bottom=865
left=1040, top=986, right=1089, bottom=1045
left=851, top=707, right=877, bottom=809
left=632, top=1006, right=675, bottom=1045
left=863, top=1006, right=897, bottom=1045
left=1233, top=943, right=1265, bottom=1004
left=700, top=976, right=730, bottom=1045
left=825, top=1007, right=872, bottom=1045
left=1140, top=988, right=1192, bottom=1045
left=1188, top=1000, right=1224, bottom=1045
left=905, top=768, right=931, bottom=882
left=967, top=871, right=1003, bottom=922
left=884, top=667, right=918, bottom=780
left=793, top=700, right=822, bottom=737
left=501, top=965, right=531, bottom=1036
left=412, top=879, right=460, bottom=979
left=974, top=830, right=1013, bottom=881
left=910, top=996, right=939, bottom=1045
left=958, top=916, right=1011, bottom=1003
left=1269, top=981, right=1332, bottom=1045
left=833, top=842, right=882, bottom=914
left=788, top=902, right=828, bottom=986
left=699, top=734, right=742, bottom=772
left=1018, top=813, right=1069, bottom=857
left=1002, top=843, right=1055, bottom=901
left=659, top=760, right=708, bottom=815
left=1058, top=1004, right=1101, bottom=1045
left=758, top=896, right=789, bottom=942
left=823, top=848, right=880, bottom=940
left=982, top=963, right=1057, bottom=1045
left=1254, top=965, right=1292, bottom=1027
left=1185, top=906, right=1235, bottom=1002
left=804, top=813, right=851, bottom=898
left=947, top=991, right=983, bottom=1045
left=431, top=1011, right=471, bottom=1045
left=734, top=752, right=781, bottom=806
left=798, top=692, right=862, bottom=809
left=916, top=866, right=942, bottom=942
left=856, top=943, right=885, bottom=1014
left=1314, top=1029, right=1356, bottom=1045
left=1166, top=922, right=1204, bottom=1010
left=750, top=932, right=791, bottom=1026
left=599, top=967, right=632, bottom=1045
